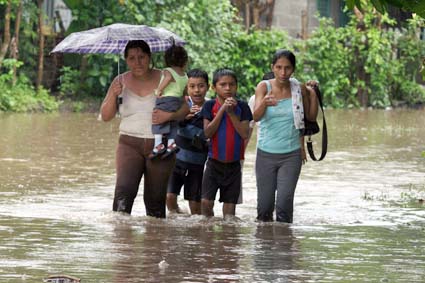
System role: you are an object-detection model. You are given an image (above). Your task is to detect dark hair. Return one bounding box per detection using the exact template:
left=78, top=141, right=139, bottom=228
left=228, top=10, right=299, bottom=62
left=124, top=40, right=151, bottom=58
left=212, top=68, right=237, bottom=86
left=187, top=68, right=209, bottom=85
left=272, top=49, right=296, bottom=69
left=165, top=44, right=188, bottom=68
left=262, top=71, right=275, bottom=80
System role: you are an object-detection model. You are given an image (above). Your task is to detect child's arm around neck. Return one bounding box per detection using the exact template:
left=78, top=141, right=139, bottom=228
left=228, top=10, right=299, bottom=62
left=155, top=69, right=173, bottom=96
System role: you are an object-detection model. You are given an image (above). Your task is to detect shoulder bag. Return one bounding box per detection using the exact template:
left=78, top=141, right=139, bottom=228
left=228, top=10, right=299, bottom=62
left=304, top=85, right=327, bottom=161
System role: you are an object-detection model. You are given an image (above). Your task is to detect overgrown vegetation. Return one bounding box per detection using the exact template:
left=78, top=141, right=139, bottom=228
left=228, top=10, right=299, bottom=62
left=296, top=10, right=425, bottom=108
left=363, top=184, right=425, bottom=209
left=0, top=59, right=58, bottom=112
left=0, top=0, right=424, bottom=111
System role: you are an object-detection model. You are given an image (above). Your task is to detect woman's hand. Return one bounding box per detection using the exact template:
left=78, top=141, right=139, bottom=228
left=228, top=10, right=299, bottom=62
left=152, top=102, right=190, bottom=124
left=152, top=109, right=173, bottom=125
left=263, top=93, right=277, bottom=107
left=301, top=146, right=307, bottom=164
left=110, top=79, right=123, bottom=97
left=100, top=76, right=123, bottom=122
left=306, top=80, right=319, bottom=88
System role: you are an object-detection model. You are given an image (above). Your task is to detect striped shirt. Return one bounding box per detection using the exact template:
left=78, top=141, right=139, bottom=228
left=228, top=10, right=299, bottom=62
left=201, top=99, right=252, bottom=162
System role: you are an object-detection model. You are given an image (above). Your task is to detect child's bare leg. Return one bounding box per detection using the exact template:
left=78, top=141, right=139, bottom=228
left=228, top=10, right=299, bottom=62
left=167, top=138, right=175, bottom=147
left=189, top=200, right=201, bottom=215
left=153, top=134, right=163, bottom=149
left=166, top=193, right=182, bottom=213
left=223, top=203, right=236, bottom=217
left=149, top=135, right=166, bottom=159
left=201, top=199, right=214, bottom=217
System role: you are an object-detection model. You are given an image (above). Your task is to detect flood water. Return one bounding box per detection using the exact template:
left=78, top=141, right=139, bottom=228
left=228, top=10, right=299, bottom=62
left=0, top=109, right=424, bottom=282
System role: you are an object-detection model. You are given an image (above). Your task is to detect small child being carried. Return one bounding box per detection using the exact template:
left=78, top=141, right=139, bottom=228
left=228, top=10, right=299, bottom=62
left=149, top=43, right=188, bottom=159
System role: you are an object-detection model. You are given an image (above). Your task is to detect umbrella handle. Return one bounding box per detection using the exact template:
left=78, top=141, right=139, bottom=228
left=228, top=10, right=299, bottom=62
left=118, top=73, right=124, bottom=87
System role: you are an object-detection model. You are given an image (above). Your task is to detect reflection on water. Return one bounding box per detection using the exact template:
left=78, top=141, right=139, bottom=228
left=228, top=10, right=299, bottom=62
left=252, top=224, right=301, bottom=282
left=0, top=110, right=424, bottom=282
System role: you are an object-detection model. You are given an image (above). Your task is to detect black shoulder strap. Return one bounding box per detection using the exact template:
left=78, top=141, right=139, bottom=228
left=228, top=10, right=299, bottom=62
left=307, top=86, right=327, bottom=161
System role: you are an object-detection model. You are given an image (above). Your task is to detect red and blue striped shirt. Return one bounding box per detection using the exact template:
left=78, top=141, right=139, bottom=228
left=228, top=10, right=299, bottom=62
left=201, top=99, right=252, bottom=162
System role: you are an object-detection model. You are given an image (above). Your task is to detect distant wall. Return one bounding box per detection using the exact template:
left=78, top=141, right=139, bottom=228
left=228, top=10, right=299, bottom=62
left=43, top=0, right=72, bottom=33
left=272, top=0, right=319, bottom=38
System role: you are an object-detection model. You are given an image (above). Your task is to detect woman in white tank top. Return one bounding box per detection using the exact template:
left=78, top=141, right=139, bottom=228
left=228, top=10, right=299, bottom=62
left=100, top=40, right=189, bottom=218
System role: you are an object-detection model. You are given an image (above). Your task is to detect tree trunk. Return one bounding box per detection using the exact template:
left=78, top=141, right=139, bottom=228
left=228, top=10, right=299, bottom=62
left=0, top=0, right=12, bottom=67
left=245, top=2, right=250, bottom=31
left=55, top=10, right=65, bottom=35
left=353, top=7, right=369, bottom=107
left=265, top=0, right=275, bottom=29
left=252, top=0, right=267, bottom=29
left=253, top=0, right=276, bottom=29
left=80, top=55, right=88, bottom=89
left=301, top=9, right=309, bottom=39
left=231, top=0, right=275, bottom=30
left=355, top=56, right=369, bottom=108
left=36, top=0, right=45, bottom=90
left=11, top=0, right=23, bottom=85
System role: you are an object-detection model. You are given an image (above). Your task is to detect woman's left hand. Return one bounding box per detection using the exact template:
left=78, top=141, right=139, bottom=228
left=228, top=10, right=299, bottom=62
left=301, top=147, right=307, bottom=164
left=306, top=80, right=319, bottom=88
left=152, top=109, right=173, bottom=124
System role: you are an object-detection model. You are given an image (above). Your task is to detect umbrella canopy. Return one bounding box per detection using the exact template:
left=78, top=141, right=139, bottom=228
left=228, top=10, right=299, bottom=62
left=51, top=23, right=185, bottom=54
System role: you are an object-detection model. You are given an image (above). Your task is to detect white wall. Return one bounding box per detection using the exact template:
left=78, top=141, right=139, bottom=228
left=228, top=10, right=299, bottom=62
left=272, top=0, right=319, bottom=38
left=54, top=0, right=72, bottom=32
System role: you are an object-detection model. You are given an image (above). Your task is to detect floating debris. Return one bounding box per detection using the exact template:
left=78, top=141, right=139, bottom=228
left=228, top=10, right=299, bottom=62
left=158, top=259, right=169, bottom=269
left=43, top=275, right=81, bottom=283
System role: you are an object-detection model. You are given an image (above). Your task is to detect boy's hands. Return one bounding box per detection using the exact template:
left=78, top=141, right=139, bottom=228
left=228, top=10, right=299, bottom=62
left=223, top=97, right=237, bottom=113
left=186, top=104, right=201, bottom=120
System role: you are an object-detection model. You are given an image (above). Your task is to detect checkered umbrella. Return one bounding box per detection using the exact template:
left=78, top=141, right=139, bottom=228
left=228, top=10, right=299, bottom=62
left=51, top=23, right=185, bottom=54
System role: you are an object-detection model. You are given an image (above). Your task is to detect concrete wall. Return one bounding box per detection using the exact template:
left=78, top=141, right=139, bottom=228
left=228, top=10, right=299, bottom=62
left=54, top=0, right=72, bottom=32
left=272, top=0, right=319, bottom=38
left=43, top=0, right=72, bottom=33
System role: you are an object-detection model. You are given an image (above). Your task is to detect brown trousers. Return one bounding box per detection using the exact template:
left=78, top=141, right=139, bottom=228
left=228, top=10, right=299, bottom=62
left=113, top=135, right=175, bottom=218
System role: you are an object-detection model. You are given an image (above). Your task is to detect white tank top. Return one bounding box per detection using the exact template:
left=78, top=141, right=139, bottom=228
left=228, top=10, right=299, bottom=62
left=118, top=87, right=155, bottom=138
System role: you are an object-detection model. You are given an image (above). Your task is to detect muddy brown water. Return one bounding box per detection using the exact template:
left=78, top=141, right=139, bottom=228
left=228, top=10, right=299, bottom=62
left=0, top=110, right=424, bottom=282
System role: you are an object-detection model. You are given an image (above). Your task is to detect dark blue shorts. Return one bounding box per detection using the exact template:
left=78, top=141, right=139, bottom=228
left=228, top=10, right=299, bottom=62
left=202, top=158, right=241, bottom=204
left=167, top=159, right=204, bottom=202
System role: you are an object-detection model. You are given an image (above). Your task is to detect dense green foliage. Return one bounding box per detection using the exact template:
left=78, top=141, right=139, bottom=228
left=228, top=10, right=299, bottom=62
left=227, top=29, right=291, bottom=98
left=0, top=59, right=58, bottom=112
left=295, top=8, right=425, bottom=108
left=0, top=1, right=58, bottom=112
left=160, top=1, right=291, bottom=97
left=346, top=0, right=425, bottom=18
left=0, top=0, right=424, bottom=111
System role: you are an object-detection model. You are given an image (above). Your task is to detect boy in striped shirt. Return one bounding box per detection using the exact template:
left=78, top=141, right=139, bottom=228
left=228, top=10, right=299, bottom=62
left=200, top=68, right=252, bottom=218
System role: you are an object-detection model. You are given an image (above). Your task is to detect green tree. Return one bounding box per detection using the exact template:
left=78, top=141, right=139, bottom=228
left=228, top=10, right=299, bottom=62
left=346, top=0, right=425, bottom=18
left=227, top=28, right=290, bottom=98
left=346, top=0, right=425, bottom=79
left=296, top=2, right=425, bottom=108
left=0, top=0, right=58, bottom=112
left=1, top=0, right=424, bottom=111
left=59, top=0, right=244, bottom=97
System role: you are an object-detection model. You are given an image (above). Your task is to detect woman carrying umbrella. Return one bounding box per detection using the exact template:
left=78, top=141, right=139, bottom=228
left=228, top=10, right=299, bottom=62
left=100, top=40, right=189, bottom=218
